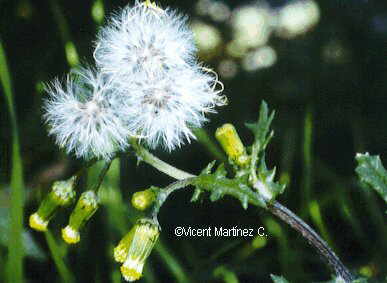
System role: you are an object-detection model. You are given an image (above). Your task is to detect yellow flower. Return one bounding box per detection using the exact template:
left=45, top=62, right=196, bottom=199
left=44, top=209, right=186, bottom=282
left=62, top=190, right=99, bottom=244
left=29, top=177, right=76, bottom=232
left=215, top=123, right=249, bottom=166
left=115, top=219, right=160, bottom=282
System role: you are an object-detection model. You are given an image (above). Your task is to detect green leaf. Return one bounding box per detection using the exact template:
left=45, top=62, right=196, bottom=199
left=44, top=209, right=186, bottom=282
left=255, top=156, right=286, bottom=200
left=214, top=163, right=227, bottom=179
left=321, top=276, right=368, bottom=283
left=0, top=38, right=25, bottom=283
left=245, top=100, right=275, bottom=157
left=240, top=194, right=248, bottom=210
left=270, top=274, right=289, bottom=283
left=245, top=101, right=284, bottom=202
left=193, top=163, right=228, bottom=203
left=210, top=188, right=224, bottom=202
left=195, top=172, right=266, bottom=209
left=190, top=188, right=202, bottom=202
left=355, top=153, right=387, bottom=203
left=201, top=161, right=217, bottom=175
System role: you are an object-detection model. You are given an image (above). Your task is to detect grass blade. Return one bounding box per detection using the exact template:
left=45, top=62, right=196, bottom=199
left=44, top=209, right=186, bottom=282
left=0, top=38, right=25, bottom=283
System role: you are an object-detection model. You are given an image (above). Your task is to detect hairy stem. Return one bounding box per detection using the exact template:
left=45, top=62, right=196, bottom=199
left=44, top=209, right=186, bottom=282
left=131, top=143, right=354, bottom=282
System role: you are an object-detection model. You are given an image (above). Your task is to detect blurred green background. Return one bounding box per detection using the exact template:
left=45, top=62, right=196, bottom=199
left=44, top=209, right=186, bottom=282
left=0, top=0, right=386, bottom=282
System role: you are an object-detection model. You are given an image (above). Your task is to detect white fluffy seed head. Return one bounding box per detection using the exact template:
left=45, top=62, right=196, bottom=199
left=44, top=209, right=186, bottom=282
left=94, top=1, right=196, bottom=79
left=44, top=1, right=227, bottom=158
left=43, top=68, right=129, bottom=160
left=92, top=1, right=227, bottom=151
left=119, top=65, right=226, bottom=151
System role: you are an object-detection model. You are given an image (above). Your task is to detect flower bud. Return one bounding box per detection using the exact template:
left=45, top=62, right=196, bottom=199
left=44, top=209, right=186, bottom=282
left=29, top=177, right=76, bottom=232
left=215, top=123, right=249, bottom=166
left=114, top=228, right=135, bottom=263
left=115, top=219, right=160, bottom=282
left=62, top=190, right=99, bottom=244
left=131, top=189, right=156, bottom=211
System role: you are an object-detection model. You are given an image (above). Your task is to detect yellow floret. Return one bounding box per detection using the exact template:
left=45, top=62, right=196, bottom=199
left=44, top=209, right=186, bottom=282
left=62, top=225, right=80, bottom=244
left=29, top=213, right=48, bottom=232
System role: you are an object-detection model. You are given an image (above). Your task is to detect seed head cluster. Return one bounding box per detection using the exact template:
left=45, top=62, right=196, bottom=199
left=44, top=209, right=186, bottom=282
left=44, top=1, right=225, bottom=160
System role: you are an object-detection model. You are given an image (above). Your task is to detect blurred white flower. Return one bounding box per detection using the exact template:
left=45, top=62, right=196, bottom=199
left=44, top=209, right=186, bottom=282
left=242, top=46, right=277, bottom=71
left=274, top=0, right=320, bottom=38
left=43, top=68, right=128, bottom=160
left=119, top=66, right=225, bottom=151
left=208, top=1, right=231, bottom=22
left=218, top=59, right=238, bottom=79
left=226, top=39, right=249, bottom=58
left=195, top=0, right=213, bottom=16
left=94, top=1, right=196, bottom=79
left=192, top=21, right=222, bottom=56
left=231, top=5, right=274, bottom=49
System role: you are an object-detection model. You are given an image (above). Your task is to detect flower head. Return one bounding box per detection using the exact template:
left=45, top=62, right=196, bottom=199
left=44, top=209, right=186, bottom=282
left=45, top=1, right=227, bottom=157
left=115, top=218, right=160, bottom=282
left=62, top=190, right=99, bottom=244
left=94, top=0, right=196, bottom=78
left=120, top=66, right=226, bottom=150
left=43, top=68, right=128, bottom=160
left=29, top=177, right=76, bottom=232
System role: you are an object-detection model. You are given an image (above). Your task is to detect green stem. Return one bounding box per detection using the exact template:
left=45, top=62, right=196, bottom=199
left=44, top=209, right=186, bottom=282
left=151, top=178, right=196, bottom=221
left=90, top=159, right=113, bottom=192
left=129, top=138, right=195, bottom=180
left=45, top=231, right=75, bottom=283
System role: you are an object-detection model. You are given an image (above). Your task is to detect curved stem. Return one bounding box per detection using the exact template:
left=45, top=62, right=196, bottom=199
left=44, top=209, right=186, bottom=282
left=268, top=201, right=353, bottom=282
left=130, top=142, right=354, bottom=282
left=129, top=138, right=195, bottom=180
left=151, top=178, right=196, bottom=222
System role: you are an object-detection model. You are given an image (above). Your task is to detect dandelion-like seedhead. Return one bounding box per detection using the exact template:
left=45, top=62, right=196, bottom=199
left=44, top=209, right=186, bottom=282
left=44, top=0, right=226, bottom=159
left=94, top=0, right=196, bottom=78
left=43, top=68, right=128, bottom=160
left=119, top=66, right=225, bottom=150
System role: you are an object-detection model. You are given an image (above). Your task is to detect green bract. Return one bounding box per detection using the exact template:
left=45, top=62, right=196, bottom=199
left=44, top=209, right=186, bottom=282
left=356, top=153, right=387, bottom=203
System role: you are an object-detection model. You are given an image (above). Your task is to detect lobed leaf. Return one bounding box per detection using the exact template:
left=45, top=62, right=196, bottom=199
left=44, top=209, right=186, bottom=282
left=355, top=153, right=387, bottom=203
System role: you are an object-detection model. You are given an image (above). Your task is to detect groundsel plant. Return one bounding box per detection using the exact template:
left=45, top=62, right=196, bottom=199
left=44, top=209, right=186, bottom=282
left=30, top=1, right=359, bottom=282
